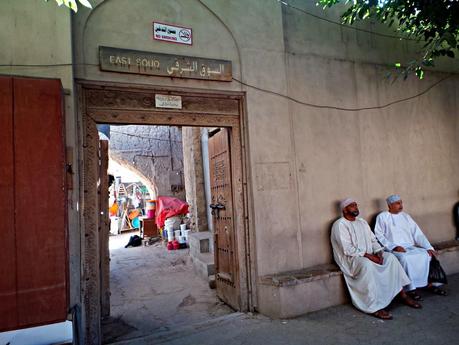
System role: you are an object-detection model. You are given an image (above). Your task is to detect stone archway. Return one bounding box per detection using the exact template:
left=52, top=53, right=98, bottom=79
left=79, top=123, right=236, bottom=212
left=109, top=154, right=158, bottom=199
left=78, top=80, right=253, bottom=345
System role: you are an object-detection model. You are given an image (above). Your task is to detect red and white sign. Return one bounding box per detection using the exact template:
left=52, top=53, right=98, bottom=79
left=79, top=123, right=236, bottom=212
left=153, top=22, right=192, bottom=46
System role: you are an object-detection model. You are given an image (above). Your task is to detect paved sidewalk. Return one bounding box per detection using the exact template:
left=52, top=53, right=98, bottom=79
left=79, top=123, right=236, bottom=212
left=112, top=273, right=459, bottom=345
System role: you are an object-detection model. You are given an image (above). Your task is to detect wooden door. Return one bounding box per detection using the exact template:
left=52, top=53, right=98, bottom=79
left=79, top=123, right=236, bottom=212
left=0, top=76, right=68, bottom=331
left=208, top=128, right=239, bottom=309
left=0, top=77, right=17, bottom=330
left=99, top=140, right=110, bottom=318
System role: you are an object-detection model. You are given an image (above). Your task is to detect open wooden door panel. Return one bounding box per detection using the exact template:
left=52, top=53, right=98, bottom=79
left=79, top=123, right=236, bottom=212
left=208, top=128, right=240, bottom=309
left=0, top=76, right=68, bottom=331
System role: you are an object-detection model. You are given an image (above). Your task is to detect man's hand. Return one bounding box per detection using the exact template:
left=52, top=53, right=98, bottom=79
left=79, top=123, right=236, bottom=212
left=393, top=246, right=406, bottom=253
left=376, top=251, right=384, bottom=265
left=364, top=253, right=383, bottom=265
left=427, top=249, right=437, bottom=257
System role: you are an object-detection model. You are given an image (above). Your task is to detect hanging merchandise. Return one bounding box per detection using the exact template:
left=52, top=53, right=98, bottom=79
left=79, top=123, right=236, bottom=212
left=109, top=202, right=119, bottom=217
left=128, top=209, right=140, bottom=220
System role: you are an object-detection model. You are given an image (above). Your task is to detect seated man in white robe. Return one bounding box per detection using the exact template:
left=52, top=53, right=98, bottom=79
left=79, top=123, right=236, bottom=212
left=375, top=194, right=446, bottom=299
left=331, top=198, right=420, bottom=320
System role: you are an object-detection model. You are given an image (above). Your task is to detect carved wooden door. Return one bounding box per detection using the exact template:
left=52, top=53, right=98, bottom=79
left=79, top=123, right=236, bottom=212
left=208, top=128, right=239, bottom=309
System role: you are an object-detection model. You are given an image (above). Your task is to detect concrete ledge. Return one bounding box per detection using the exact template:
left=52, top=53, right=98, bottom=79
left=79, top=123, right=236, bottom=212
left=189, top=231, right=212, bottom=257
left=257, top=264, right=347, bottom=319
left=257, top=241, right=459, bottom=319
left=434, top=240, right=459, bottom=275
left=190, top=252, right=215, bottom=279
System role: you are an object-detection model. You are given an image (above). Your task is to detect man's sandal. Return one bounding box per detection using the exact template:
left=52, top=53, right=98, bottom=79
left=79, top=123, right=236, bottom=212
left=401, top=295, right=422, bottom=309
left=429, top=287, right=447, bottom=296
left=407, top=291, right=423, bottom=301
left=372, top=310, right=393, bottom=320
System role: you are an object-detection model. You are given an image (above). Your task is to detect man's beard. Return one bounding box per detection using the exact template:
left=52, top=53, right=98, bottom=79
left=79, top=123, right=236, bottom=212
left=350, top=210, right=359, bottom=217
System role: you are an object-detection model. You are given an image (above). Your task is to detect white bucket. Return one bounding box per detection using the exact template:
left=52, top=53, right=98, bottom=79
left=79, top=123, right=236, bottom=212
left=178, top=235, right=186, bottom=244
left=165, top=216, right=181, bottom=230
left=180, top=223, right=187, bottom=231
left=167, top=228, right=174, bottom=242
left=110, top=217, right=120, bottom=235
left=174, top=230, right=181, bottom=239
left=184, top=230, right=191, bottom=242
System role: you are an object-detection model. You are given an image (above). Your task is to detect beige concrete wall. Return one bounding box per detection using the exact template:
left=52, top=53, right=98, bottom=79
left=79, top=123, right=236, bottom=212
left=70, top=0, right=294, bottom=276
left=72, top=0, right=241, bottom=90
left=71, top=0, right=459, bottom=303
left=283, top=2, right=459, bottom=270
left=0, top=0, right=80, bottom=309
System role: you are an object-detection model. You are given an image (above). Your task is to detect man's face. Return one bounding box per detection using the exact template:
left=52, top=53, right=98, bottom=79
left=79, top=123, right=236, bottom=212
left=388, top=200, right=403, bottom=214
left=344, top=202, right=360, bottom=217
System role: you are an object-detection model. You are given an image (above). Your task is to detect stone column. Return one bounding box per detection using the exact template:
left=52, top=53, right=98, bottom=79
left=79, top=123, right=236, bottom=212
left=182, top=127, right=208, bottom=231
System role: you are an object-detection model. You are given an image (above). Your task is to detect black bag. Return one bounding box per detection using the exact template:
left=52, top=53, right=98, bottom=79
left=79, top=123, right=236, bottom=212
left=428, top=256, right=448, bottom=285
left=125, top=235, right=142, bottom=248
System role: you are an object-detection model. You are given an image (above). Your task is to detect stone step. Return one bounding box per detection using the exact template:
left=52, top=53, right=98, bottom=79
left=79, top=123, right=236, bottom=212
left=188, top=231, right=213, bottom=256
left=190, top=252, right=215, bottom=279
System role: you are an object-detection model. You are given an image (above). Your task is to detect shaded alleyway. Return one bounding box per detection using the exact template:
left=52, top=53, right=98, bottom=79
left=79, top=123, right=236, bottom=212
left=102, top=232, right=232, bottom=344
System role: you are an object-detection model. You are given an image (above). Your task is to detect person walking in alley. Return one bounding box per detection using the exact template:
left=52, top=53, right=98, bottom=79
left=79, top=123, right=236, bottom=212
left=375, top=194, right=447, bottom=300
left=331, top=198, right=421, bottom=320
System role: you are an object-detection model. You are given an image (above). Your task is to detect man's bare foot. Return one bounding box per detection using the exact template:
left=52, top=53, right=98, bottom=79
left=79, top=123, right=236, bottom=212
left=372, top=309, right=393, bottom=320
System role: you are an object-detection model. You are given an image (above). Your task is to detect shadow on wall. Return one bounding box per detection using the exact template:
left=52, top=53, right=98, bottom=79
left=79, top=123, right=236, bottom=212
left=327, top=200, right=342, bottom=265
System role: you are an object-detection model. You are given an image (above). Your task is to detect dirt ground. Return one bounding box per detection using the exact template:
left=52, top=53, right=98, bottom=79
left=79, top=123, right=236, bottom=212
left=102, top=231, right=233, bottom=344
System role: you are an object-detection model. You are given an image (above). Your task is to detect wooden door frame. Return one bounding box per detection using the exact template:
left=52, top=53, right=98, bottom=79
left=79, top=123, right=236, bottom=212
left=77, top=80, right=253, bottom=344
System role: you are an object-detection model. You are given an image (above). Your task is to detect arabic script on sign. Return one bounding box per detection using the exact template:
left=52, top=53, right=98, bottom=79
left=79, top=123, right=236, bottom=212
left=153, top=22, right=192, bottom=45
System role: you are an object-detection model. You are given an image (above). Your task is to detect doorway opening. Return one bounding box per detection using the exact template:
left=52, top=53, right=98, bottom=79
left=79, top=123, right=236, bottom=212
left=100, top=124, right=234, bottom=343
left=79, top=81, right=252, bottom=344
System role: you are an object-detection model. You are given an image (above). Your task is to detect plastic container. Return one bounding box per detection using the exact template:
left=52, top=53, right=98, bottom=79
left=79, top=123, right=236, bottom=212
left=180, top=223, right=187, bottom=231
left=167, top=241, right=174, bottom=250
left=172, top=239, right=180, bottom=250
left=146, top=200, right=156, bottom=219
left=164, top=216, right=181, bottom=230
left=110, top=217, right=120, bottom=235
left=178, top=235, right=186, bottom=244
left=167, top=228, right=174, bottom=242
left=131, top=217, right=140, bottom=229
left=184, top=229, right=191, bottom=242
left=174, top=230, right=181, bottom=240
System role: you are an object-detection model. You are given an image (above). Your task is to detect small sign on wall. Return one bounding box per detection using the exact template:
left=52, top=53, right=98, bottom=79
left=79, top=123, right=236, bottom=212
left=153, top=22, right=192, bottom=45
left=155, top=94, right=182, bottom=109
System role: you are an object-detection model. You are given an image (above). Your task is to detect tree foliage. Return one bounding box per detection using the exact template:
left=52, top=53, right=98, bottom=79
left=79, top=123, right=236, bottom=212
left=318, top=0, right=459, bottom=78
left=45, top=0, right=92, bottom=13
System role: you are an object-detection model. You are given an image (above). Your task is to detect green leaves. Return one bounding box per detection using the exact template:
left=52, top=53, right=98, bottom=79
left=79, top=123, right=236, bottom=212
left=415, top=67, right=424, bottom=80
left=44, top=0, right=92, bottom=12
left=318, top=0, right=459, bottom=78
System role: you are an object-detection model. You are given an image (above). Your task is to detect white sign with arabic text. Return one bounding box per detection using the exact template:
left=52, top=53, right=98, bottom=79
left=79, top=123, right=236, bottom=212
left=153, top=22, right=192, bottom=45
left=155, top=94, right=182, bottom=109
